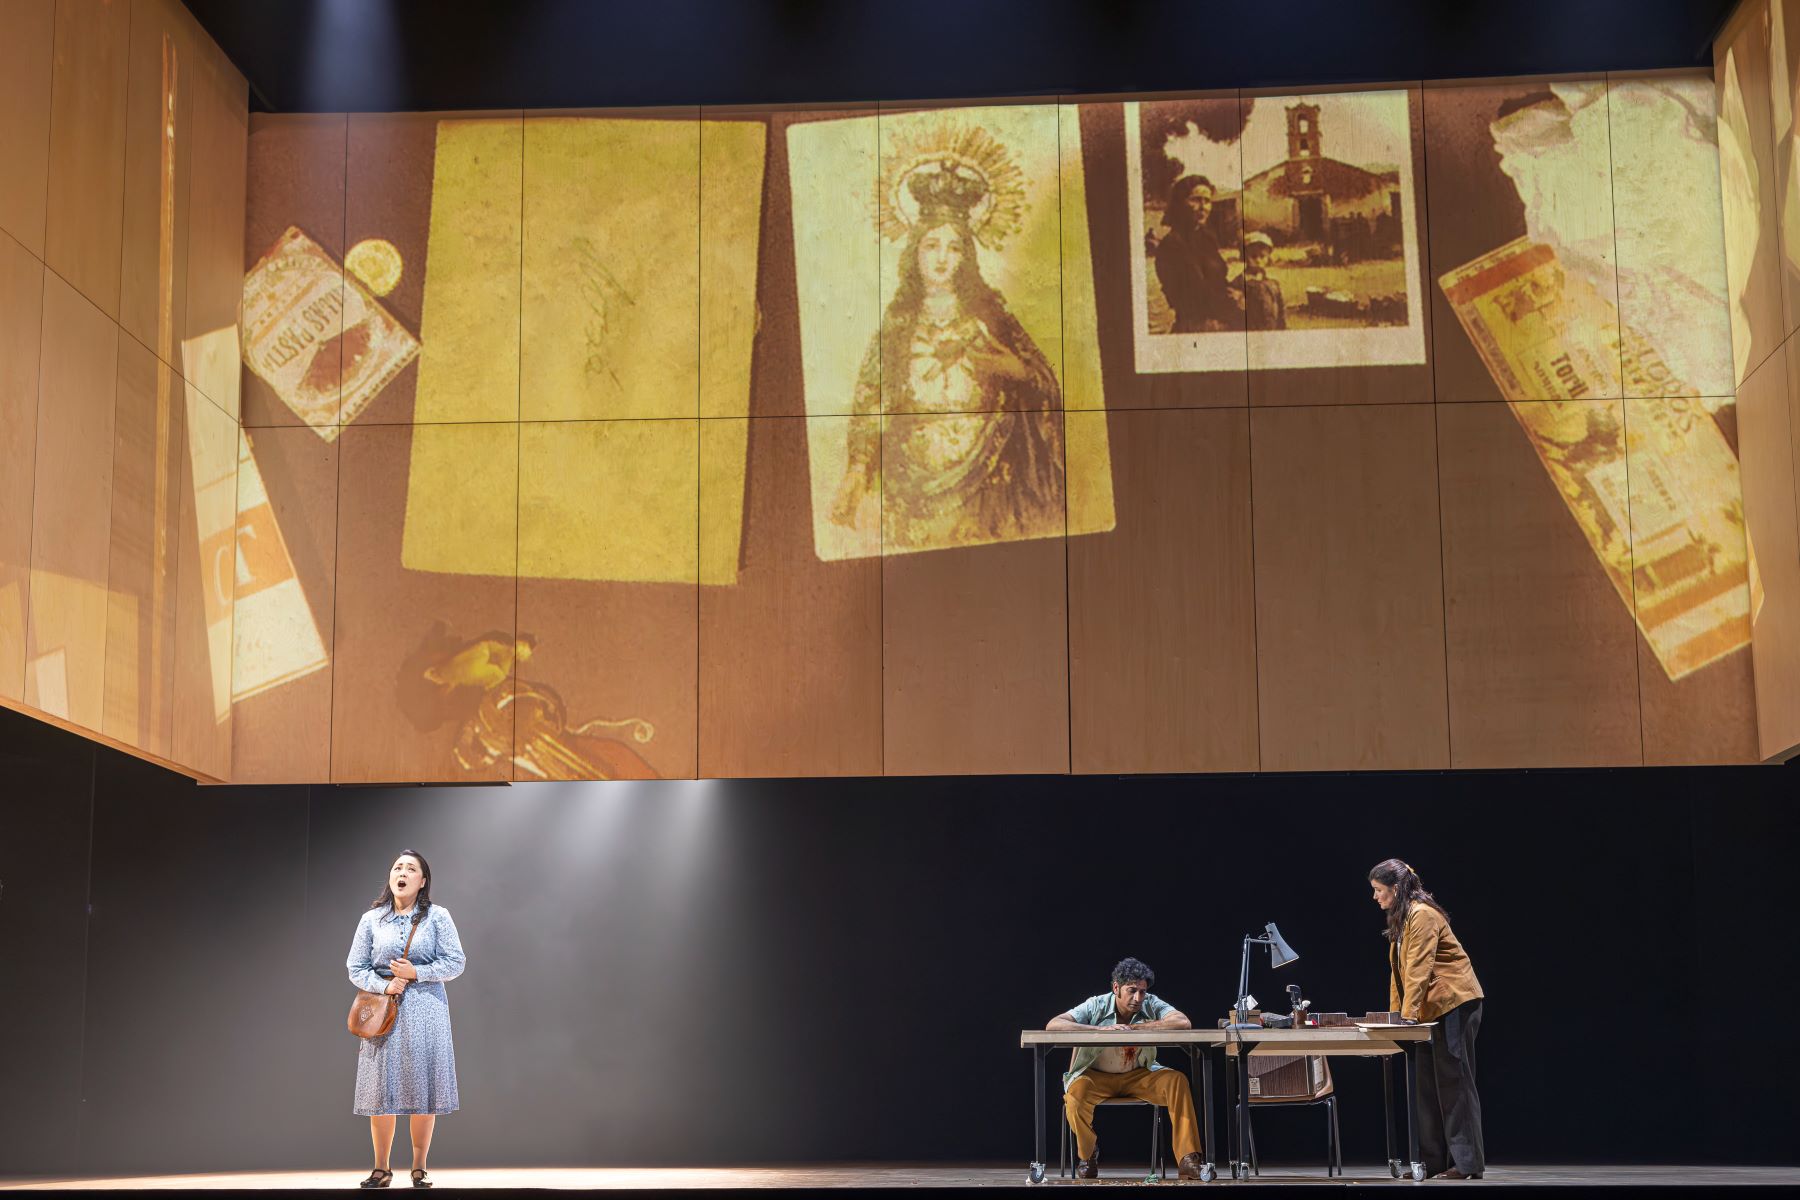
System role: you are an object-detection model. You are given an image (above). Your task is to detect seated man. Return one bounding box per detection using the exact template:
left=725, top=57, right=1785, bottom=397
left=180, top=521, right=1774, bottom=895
left=1048, top=957, right=1204, bottom=1180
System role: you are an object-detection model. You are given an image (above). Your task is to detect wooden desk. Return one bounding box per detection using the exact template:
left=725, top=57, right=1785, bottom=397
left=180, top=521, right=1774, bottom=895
left=1019, top=1024, right=1434, bottom=1184
left=1020, top=1030, right=1225, bottom=1184
left=1220, top=1024, right=1433, bottom=1182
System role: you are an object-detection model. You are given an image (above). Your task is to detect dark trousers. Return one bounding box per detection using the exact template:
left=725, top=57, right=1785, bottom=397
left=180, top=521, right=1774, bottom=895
left=1416, top=998, right=1484, bottom=1176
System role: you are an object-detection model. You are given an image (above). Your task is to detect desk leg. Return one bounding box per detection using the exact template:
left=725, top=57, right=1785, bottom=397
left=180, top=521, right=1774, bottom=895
left=1184, top=1048, right=1217, bottom=1183
left=1403, top=1041, right=1425, bottom=1182
left=1383, top=1053, right=1400, bottom=1178
left=1200, top=1048, right=1217, bottom=1181
left=1224, top=1047, right=1237, bottom=1169
left=1029, top=1046, right=1047, bottom=1184
left=1235, top=1048, right=1254, bottom=1180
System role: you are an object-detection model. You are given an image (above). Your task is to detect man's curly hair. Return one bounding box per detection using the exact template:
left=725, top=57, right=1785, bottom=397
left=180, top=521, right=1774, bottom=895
left=1111, top=957, right=1154, bottom=989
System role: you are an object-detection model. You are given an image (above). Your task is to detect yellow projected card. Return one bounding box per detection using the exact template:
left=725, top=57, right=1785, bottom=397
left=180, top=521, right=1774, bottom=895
left=521, top=117, right=697, bottom=421
left=519, top=421, right=698, bottom=584
left=413, top=118, right=523, bottom=425
left=406, top=116, right=762, bottom=582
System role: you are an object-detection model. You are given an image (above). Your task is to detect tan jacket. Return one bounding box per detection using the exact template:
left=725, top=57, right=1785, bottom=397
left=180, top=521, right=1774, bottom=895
left=1387, top=902, right=1483, bottom=1022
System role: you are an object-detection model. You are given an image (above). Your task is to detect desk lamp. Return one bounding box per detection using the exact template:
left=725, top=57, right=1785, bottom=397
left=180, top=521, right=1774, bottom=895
left=1228, top=922, right=1298, bottom=1030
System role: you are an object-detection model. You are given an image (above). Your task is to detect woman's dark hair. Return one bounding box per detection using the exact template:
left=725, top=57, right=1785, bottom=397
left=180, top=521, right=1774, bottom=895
left=1111, top=957, right=1155, bottom=989
left=1165, top=175, right=1216, bottom=229
left=1369, top=857, right=1446, bottom=943
left=371, top=848, right=433, bottom=922
left=880, top=217, right=1056, bottom=408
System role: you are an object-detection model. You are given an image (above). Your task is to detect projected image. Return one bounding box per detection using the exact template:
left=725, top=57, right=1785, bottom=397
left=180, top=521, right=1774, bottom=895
left=1429, top=76, right=1748, bottom=681
left=790, top=107, right=1115, bottom=560
left=397, top=623, right=660, bottom=781
left=241, top=226, right=419, bottom=436
left=1717, top=2, right=1783, bottom=384
left=1128, top=90, right=1426, bottom=372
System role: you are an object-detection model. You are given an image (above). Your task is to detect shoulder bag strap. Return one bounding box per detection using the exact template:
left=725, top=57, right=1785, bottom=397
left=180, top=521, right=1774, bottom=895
left=388, top=909, right=424, bottom=1003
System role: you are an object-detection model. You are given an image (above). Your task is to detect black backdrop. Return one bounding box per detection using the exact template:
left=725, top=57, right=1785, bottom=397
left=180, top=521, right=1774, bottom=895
left=1, top=702, right=1795, bottom=1177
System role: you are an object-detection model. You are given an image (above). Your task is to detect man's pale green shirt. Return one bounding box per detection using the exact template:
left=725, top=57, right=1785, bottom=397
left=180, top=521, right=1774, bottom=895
left=1059, top=992, right=1177, bottom=1089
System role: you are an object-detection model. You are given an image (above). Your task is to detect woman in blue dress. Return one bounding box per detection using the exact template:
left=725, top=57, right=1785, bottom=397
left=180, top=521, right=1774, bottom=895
left=347, top=850, right=466, bottom=1189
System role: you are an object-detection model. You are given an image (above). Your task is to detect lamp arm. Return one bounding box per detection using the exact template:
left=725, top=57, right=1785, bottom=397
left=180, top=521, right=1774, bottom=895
left=1236, top=933, right=1253, bottom=1013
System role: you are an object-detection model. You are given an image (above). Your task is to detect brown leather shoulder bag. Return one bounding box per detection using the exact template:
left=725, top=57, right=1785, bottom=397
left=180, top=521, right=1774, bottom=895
left=347, top=909, right=422, bottom=1039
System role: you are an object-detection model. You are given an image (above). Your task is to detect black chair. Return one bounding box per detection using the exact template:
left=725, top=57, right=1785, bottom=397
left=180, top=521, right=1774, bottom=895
left=1245, top=1054, right=1342, bottom=1178
left=1058, top=1097, right=1165, bottom=1180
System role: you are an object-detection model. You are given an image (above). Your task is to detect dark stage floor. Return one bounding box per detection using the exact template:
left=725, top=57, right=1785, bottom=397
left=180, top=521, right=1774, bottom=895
left=3, top=1164, right=1798, bottom=1189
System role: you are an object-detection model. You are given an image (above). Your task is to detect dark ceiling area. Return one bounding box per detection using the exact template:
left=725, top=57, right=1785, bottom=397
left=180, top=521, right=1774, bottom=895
left=186, top=0, right=1738, bottom=114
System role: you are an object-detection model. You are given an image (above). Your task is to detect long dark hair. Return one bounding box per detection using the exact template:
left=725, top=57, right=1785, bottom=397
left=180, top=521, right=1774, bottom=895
left=878, top=217, right=1058, bottom=413
left=1369, top=857, right=1446, bottom=943
left=371, top=848, right=433, bottom=922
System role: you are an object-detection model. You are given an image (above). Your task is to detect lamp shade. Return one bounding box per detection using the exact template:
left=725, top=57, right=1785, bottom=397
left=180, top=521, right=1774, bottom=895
left=1265, top=921, right=1299, bottom=968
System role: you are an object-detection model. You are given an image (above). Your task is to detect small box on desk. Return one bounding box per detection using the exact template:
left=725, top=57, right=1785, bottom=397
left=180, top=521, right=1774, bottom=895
left=1364, top=1011, right=1405, bottom=1024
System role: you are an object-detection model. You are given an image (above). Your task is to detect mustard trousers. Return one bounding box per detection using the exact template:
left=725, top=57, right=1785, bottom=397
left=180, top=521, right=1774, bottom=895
left=1064, top=1067, right=1202, bottom=1161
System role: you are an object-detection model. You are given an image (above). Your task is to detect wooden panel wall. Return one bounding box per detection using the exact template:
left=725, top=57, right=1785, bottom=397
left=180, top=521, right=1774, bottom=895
left=0, top=9, right=1775, bottom=778
left=217, top=72, right=1775, bottom=782
left=1718, top=0, right=1800, bottom=762
left=0, top=0, right=247, bottom=780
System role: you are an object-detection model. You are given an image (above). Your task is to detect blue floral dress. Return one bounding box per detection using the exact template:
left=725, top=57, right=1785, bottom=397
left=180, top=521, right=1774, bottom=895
left=347, top=903, right=466, bottom=1116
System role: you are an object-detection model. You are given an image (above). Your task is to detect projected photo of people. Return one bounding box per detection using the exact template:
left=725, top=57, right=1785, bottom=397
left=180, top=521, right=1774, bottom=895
left=1129, top=91, right=1426, bottom=372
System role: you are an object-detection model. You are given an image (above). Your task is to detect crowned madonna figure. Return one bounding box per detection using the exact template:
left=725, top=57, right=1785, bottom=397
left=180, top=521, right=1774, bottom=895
left=828, top=145, right=1065, bottom=553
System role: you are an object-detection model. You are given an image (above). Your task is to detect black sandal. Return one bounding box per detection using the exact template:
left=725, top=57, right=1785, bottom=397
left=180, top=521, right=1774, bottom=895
left=359, top=1168, right=392, bottom=1189
left=410, top=1168, right=432, bottom=1189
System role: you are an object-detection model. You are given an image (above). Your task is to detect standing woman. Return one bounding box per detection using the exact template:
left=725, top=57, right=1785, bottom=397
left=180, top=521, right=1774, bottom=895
left=347, top=851, right=466, bottom=1189
left=1369, top=858, right=1485, bottom=1180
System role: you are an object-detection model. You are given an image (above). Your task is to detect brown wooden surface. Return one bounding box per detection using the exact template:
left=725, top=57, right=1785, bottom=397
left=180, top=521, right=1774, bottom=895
left=697, top=419, right=883, bottom=776
left=0, top=0, right=57, bottom=258
left=1251, top=404, right=1450, bottom=770
left=1422, top=78, right=1621, bottom=403
left=27, top=272, right=119, bottom=729
left=0, top=231, right=46, bottom=702
left=1716, top=5, right=1787, bottom=387
left=0, top=690, right=220, bottom=781
left=883, top=537, right=1070, bottom=776
left=43, top=0, right=131, bottom=320
left=116, top=0, right=193, bottom=370
left=229, top=425, right=339, bottom=784
left=1742, top=346, right=1800, bottom=760
left=167, top=384, right=234, bottom=778
left=1243, top=83, right=1433, bottom=408
left=182, top=34, right=246, bottom=419
left=1437, top=401, right=1643, bottom=766
left=329, top=422, right=517, bottom=783
left=241, top=113, right=348, bottom=430
left=101, top=334, right=183, bottom=757
left=1774, top=4, right=1800, bottom=342
left=1067, top=407, right=1258, bottom=773
left=1788, top=341, right=1800, bottom=517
